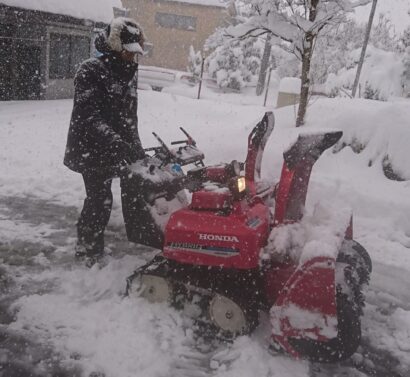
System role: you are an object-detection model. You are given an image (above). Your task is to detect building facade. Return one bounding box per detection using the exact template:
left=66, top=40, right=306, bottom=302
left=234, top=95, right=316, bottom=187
left=122, top=0, right=234, bottom=71
left=0, top=4, right=108, bottom=100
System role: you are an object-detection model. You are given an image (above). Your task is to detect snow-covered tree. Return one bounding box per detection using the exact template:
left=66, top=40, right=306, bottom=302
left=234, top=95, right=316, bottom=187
left=227, top=0, right=372, bottom=126
left=402, top=46, right=410, bottom=97
left=206, top=36, right=264, bottom=91
left=187, top=46, right=203, bottom=83
left=400, top=26, right=410, bottom=49
left=370, top=14, right=399, bottom=52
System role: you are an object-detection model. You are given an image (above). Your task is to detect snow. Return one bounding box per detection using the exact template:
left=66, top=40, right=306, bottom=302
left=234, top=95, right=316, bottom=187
left=1, top=82, right=410, bottom=375
left=352, top=0, right=410, bottom=34
left=1, top=0, right=122, bottom=22
left=271, top=303, right=338, bottom=339
left=326, top=46, right=406, bottom=99
left=279, top=77, right=301, bottom=94
left=165, top=0, right=229, bottom=8
left=262, top=200, right=352, bottom=264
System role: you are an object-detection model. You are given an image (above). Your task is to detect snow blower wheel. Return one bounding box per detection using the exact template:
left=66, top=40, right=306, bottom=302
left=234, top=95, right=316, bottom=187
left=208, top=294, right=248, bottom=335
left=128, top=274, right=172, bottom=303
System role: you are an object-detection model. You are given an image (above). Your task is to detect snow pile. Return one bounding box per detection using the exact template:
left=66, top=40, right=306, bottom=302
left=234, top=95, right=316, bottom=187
left=391, top=309, right=410, bottom=353
left=306, top=98, right=410, bottom=180
left=209, top=337, right=308, bottom=376
left=326, top=46, right=406, bottom=99
left=262, top=200, right=351, bottom=265
left=1, top=0, right=122, bottom=22
left=271, top=303, right=338, bottom=339
left=8, top=257, right=190, bottom=377
left=279, top=77, right=301, bottom=94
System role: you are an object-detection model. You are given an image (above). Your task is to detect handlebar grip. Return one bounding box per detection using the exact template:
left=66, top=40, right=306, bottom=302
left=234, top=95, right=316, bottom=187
left=171, top=140, right=188, bottom=145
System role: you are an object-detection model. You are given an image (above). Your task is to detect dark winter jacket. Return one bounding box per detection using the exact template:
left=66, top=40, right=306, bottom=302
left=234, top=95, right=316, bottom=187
left=64, top=33, right=144, bottom=174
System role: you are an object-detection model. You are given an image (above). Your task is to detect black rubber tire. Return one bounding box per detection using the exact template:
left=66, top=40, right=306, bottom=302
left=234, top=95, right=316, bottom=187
left=351, top=240, right=372, bottom=284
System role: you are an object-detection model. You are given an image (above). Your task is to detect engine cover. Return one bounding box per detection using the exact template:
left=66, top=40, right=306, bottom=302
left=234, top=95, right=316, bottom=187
left=163, top=200, right=270, bottom=269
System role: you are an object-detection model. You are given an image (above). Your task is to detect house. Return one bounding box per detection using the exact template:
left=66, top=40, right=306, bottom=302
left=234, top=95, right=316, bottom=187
left=0, top=1, right=122, bottom=100
left=122, top=0, right=234, bottom=71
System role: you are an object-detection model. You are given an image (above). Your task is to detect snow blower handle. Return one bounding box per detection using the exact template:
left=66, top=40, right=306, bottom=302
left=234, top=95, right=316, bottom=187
left=152, top=132, right=172, bottom=154
left=170, top=127, right=197, bottom=146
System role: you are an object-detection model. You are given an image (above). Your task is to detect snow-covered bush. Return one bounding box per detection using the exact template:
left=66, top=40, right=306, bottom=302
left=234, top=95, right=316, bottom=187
left=402, top=47, right=410, bottom=97
left=205, top=37, right=264, bottom=91
left=363, top=81, right=385, bottom=101
left=326, top=46, right=406, bottom=100
left=187, top=46, right=202, bottom=83
left=400, top=26, right=410, bottom=49
left=311, top=15, right=400, bottom=86
left=370, top=14, right=400, bottom=52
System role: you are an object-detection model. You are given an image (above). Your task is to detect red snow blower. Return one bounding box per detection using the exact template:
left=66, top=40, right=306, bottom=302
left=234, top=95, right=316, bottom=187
left=125, top=112, right=371, bottom=362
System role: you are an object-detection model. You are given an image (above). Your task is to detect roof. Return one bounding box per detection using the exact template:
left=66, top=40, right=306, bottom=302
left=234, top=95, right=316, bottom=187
left=0, top=0, right=122, bottom=22
left=163, top=0, right=229, bottom=8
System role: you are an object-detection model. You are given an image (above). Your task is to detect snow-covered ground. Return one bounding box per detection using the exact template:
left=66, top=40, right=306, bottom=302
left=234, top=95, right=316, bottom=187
left=1, top=87, right=410, bottom=377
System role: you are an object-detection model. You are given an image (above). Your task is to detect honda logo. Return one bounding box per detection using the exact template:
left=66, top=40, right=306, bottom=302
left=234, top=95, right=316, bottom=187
left=198, top=233, right=239, bottom=243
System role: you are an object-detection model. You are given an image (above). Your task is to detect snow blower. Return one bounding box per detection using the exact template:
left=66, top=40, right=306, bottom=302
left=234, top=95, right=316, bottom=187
left=125, top=112, right=372, bottom=362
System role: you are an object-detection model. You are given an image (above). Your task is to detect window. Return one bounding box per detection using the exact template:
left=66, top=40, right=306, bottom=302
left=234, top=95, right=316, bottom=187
left=49, top=33, right=90, bottom=79
left=155, top=12, right=197, bottom=31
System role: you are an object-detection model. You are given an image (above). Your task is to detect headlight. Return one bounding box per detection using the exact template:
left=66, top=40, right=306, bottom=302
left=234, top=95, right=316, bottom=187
left=229, top=176, right=247, bottom=199
left=237, top=177, right=246, bottom=193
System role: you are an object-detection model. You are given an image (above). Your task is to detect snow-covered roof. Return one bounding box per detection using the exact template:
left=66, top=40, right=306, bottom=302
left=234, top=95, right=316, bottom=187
left=163, top=0, right=229, bottom=8
left=0, top=0, right=122, bottom=23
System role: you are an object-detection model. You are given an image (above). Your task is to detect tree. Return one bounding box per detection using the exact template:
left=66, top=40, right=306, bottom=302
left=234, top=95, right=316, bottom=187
left=227, top=0, right=372, bottom=126
left=187, top=46, right=203, bottom=83
left=205, top=33, right=265, bottom=91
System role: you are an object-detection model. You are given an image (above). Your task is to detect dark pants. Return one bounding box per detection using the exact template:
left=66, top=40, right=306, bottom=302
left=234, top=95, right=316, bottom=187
left=77, top=170, right=114, bottom=255
left=77, top=167, right=168, bottom=255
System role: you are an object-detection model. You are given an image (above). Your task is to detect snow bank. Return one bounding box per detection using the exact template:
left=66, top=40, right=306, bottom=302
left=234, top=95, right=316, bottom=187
left=1, top=0, right=122, bottom=22
left=326, top=46, right=406, bottom=99
left=305, top=98, right=410, bottom=180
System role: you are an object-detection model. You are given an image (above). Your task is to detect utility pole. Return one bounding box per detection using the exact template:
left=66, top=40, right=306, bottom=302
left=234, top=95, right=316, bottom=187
left=352, top=0, right=378, bottom=98
left=197, top=55, right=205, bottom=100
left=256, top=34, right=272, bottom=96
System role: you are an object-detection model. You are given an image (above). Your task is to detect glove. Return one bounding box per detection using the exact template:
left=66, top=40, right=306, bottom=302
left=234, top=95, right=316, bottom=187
left=112, top=140, right=145, bottom=164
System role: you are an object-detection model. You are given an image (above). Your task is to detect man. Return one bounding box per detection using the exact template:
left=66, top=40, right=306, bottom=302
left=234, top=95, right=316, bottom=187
left=64, top=17, right=146, bottom=265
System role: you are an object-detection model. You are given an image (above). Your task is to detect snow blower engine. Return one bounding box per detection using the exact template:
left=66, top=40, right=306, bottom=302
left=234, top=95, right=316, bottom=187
left=125, top=112, right=372, bottom=362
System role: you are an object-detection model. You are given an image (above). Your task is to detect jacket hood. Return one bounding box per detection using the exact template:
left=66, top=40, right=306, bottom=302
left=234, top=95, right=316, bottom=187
left=94, top=30, right=113, bottom=55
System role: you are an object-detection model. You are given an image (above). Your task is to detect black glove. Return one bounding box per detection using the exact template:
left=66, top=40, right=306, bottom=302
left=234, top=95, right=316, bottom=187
left=112, top=140, right=145, bottom=164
